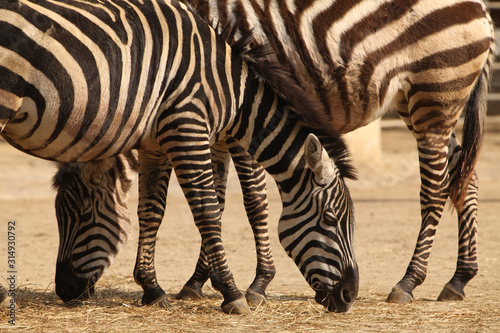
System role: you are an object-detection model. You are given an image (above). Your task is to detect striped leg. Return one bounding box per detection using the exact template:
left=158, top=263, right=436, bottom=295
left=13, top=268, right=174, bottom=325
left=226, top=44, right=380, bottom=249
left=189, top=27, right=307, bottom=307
left=387, top=106, right=457, bottom=303
left=175, top=143, right=229, bottom=301
left=227, top=139, right=275, bottom=305
left=134, top=151, right=172, bottom=306
left=163, top=138, right=250, bottom=314
left=438, top=133, right=478, bottom=301
left=177, top=140, right=275, bottom=307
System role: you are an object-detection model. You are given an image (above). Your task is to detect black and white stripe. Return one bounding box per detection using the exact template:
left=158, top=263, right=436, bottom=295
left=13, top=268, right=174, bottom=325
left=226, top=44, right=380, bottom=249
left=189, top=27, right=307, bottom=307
left=183, top=0, right=495, bottom=303
left=1, top=0, right=357, bottom=313
left=53, top=151, right=137, bottom=301
left=53, top=138, right=275, bottom=306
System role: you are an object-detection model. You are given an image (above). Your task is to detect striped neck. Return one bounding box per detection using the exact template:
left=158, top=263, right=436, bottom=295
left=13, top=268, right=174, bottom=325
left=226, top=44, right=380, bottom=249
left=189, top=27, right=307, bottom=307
left=229, top=78, right=314, bottom=197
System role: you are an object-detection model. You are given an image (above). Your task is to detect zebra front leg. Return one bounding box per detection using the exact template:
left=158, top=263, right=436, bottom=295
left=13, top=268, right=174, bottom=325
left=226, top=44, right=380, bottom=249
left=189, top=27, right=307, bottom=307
left=228, top=139, right=275, bottom=307
left=165, top=141, right=250, bottom=315
left=134, top=151, right=172, bottom=307
left=438, top=134, right=479, bottom=301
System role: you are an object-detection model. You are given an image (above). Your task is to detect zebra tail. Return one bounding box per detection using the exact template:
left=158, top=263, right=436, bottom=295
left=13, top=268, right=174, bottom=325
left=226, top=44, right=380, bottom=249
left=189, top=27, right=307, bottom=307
left=449, top=48, right=494, bottom=210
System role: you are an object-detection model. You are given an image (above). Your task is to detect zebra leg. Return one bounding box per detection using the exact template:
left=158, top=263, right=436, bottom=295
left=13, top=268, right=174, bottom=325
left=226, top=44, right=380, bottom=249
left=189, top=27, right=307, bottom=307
left=177, top=140, right=275, bottom=307
left=134, top=151, right=172, bottom=307
left=176, top=142, right=230, bottom=300
left=176, top=246, right=211, bottom=300
left=438, top=133, right=478, bottom=301
left=164, top=141, right=250, bottom=314
left=227, top=139, right=275, bottom=306
left=387, top=108, right=455, bottom=304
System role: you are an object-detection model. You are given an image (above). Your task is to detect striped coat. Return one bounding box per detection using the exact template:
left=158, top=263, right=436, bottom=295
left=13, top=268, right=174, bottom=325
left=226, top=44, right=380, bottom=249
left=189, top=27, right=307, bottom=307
left=0, top=0, right=357, bottom=313
left=184, top=0, right=495, bottom=303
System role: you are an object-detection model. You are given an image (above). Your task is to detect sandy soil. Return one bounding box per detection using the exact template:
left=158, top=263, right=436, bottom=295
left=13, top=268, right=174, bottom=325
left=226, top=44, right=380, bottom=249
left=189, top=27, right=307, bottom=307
left=0, top=119, right=499, bottom=332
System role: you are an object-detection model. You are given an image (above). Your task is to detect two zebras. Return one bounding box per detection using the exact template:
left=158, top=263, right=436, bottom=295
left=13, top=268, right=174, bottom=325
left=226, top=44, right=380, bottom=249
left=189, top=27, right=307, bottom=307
left=1, top=0, right=357, bottom=313
left=1, top=0, right=494, bottom=313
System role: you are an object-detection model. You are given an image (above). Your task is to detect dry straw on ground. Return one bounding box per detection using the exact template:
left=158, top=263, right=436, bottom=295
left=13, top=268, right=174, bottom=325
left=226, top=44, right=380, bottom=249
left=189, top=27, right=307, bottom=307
left=2, top=279, right=498, bottom=332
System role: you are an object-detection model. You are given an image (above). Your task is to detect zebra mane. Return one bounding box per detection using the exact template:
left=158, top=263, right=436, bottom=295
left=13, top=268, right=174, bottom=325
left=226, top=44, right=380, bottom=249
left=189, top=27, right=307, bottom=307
left=227, top=29, right=336, bottom=135
left=220, top=23, right=357, bottom=180
left=52, top=162, right=85, bottom=192
left=184, top=5, right=356, bottom=180
left=316, top=134, right=357, bottom=180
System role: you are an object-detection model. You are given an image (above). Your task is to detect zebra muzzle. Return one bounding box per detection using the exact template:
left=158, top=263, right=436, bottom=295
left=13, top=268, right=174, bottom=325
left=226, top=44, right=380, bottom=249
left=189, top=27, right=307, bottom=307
left=314, top=265, right=359, bottom=313
left=55, top=262, right=100, bottom=303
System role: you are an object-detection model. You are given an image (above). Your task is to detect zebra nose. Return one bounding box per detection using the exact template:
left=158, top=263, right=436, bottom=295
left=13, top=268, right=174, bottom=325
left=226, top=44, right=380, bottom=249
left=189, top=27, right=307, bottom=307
left=338, top=264, right=359, bottom=306
left=55, top=262, right=96, bottom=304
left=55, top=262, right=80, bottom=303
left=314, top=263, right=359, bottom=313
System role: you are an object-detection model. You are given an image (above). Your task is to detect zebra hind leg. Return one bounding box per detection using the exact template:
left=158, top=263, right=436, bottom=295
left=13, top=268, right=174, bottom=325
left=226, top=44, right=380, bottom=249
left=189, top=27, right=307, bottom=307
left=134, top=151, right=172, bottom=307
left=387, top=104, right=456, bottom=304
left=165, top=139, right=250, bottom=315
left=437, top=133, right=478, bottom=301
left=176, top=142, right=230, bottom=301
left=177, top=140, right=275, bottom=308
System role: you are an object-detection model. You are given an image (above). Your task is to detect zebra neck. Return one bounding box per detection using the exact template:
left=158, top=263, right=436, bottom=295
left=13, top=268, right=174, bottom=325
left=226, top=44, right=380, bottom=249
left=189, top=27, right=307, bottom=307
left=230, top=81, right=311, bottom=196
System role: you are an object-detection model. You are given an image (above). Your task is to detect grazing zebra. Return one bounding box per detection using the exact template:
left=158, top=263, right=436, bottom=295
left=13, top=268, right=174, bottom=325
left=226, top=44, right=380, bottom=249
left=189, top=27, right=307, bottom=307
left=49, top=0, right=495, bottom=308
left=50, top=0, right=495, bottom=308
left=53, top=142, right=274, bottom=307
left=53, top=151, right=138, bottom=301
left=178, top=0, right=495, bottom=303
left=0, top=0, right=358, bottom=314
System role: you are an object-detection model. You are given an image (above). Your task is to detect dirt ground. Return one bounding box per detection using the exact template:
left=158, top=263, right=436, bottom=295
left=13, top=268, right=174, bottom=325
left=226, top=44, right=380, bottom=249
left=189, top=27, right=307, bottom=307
left=0, top=118, right=499, bottom=332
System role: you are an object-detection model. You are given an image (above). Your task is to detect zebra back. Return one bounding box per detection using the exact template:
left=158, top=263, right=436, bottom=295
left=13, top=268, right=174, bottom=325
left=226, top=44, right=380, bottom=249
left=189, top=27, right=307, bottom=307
left=185, top=0, right=494, bottom=209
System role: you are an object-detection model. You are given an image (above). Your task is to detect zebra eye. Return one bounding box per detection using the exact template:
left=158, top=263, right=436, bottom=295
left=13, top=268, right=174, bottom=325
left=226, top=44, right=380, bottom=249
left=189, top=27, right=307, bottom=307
left=323, top=210, right=338, bottom=227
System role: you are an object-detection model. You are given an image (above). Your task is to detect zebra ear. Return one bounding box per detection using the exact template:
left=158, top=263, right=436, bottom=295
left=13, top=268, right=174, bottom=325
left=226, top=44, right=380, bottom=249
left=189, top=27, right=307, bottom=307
left=305, top=134, right=336, bottom=185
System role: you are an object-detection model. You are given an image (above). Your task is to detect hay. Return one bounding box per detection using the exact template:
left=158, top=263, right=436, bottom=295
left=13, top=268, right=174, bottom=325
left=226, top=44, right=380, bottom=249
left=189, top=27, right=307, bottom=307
left=1, top=276, right=499, bottom=332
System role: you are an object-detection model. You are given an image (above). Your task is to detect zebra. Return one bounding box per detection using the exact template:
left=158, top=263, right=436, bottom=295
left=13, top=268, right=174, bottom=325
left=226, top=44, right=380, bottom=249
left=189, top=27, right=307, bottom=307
left=53, top=151, right=138, bottom=302
left=135, top=139, right=276, bottom=307
left=176, top=0, right=495, bottom=304
left=50, top=0, right=494, bottom=308
left=0, top=0, right=358, bottom=314
left=53, top=142, right=274, bottom=307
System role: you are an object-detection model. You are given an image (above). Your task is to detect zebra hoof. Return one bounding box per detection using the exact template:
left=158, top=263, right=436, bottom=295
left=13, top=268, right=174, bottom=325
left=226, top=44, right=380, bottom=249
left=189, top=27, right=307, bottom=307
left=386, top=285, right=413, bottom=304
left=176, top=285, right=204, bottom=300
left=221, top=298, right=251, bottom=315
left=437, top=283, right=465, bottom=301
left=142, top=290, right=169, bottom=307
left=245, top=289, right=266, bottom=307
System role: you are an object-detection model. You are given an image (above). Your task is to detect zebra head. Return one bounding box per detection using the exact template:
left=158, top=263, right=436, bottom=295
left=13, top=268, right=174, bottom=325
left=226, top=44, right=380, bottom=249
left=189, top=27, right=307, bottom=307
left=278, top=134, right=358, bottom=313
left=53, top=153, right=137, bottom=303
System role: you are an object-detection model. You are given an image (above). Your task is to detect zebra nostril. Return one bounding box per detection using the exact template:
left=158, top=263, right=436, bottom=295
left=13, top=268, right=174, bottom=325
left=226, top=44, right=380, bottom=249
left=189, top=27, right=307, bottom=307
left=55, top=261, right=99, bottom=303
left=341, top=287, right=353, bottom=304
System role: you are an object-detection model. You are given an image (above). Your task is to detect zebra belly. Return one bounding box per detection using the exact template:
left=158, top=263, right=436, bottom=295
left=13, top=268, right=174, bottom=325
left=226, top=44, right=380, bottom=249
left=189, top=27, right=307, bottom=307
left=1, top=98, right=148, bottom=163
